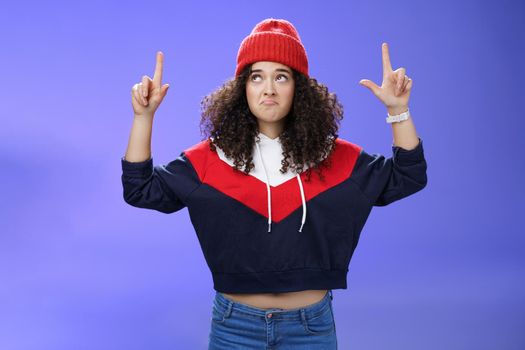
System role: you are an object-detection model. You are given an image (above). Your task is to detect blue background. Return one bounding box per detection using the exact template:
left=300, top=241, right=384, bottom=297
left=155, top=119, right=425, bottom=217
left=1, top=0, right=524, bottom=349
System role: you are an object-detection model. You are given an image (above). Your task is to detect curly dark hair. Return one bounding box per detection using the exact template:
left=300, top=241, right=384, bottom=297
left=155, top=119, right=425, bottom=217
left=198, top=64, right=344, bottom=182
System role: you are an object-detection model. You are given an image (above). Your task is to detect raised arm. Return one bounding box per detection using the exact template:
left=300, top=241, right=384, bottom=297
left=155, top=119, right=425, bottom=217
left=125, top=51, right=170, bottom=162
left=356, top=42, right=427, bottom=205
left=359, top=42, right=419, bottom=151
left=121, top=52, right=200, bottom=214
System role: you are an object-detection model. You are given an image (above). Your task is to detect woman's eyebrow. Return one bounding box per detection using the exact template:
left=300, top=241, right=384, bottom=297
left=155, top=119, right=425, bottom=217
left=250, top=68, right=292, bottom=74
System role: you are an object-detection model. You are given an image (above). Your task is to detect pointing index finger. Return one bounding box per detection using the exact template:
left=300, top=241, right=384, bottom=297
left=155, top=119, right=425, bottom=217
left=153, top=51, right=164, bottom=87
left=382, top=43, right=393, bottom=76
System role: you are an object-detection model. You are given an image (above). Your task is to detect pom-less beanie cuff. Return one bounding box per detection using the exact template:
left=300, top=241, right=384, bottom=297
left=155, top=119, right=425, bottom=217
left=235, top=18, right=309, bottom=78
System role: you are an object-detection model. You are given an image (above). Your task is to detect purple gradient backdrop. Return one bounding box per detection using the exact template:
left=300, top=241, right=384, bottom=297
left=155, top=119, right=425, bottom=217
left=1, top=0, right=524, bottom=349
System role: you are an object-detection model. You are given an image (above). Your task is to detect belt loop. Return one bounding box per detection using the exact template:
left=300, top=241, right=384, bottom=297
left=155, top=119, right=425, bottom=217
left=224, top=299, right=233, bottom=318
left=329, top=289, right=333, bottom=300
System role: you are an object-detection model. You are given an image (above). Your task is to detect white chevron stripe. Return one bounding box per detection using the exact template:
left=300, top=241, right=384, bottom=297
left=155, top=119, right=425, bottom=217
left=215, top=132, right=309, bottom=187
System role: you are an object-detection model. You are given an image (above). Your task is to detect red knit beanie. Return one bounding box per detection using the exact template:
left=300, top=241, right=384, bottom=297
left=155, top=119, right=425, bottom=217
left=235, top=18, right=309, bottom=78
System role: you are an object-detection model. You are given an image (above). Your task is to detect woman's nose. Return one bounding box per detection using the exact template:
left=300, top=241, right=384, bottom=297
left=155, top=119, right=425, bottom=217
left=264, top=81, right=276, bottom=95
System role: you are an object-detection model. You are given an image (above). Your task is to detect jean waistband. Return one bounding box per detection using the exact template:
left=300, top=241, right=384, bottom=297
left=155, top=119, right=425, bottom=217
left=213, top=290, right=333, bottom=321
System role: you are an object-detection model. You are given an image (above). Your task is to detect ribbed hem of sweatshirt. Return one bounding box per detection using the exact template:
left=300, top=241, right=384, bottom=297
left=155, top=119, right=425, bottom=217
left=121, top=157, right=153, bottom=178
left=212, top=268, right=348, bottom=293
left=392, top=137, right=425, bottom=166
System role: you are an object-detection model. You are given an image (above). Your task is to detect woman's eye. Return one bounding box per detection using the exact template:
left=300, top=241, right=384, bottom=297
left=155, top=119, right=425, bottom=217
left=250, top=74, right=289, bottom=82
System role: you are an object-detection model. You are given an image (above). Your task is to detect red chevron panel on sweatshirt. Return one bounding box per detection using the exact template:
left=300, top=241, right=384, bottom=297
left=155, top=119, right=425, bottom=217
left=184, top=138, right=361, bottom=222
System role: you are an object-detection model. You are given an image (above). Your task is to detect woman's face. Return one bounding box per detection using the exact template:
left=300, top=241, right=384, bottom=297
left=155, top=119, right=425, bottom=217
left=245, top=61, right=295, bottom=133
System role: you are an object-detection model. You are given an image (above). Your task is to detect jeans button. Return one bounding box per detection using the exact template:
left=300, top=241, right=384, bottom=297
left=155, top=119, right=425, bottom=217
left=267, top=313, right=273, bottom=318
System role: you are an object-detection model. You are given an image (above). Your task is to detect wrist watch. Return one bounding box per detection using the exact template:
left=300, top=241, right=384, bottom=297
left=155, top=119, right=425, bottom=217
left=386, top=108, right=410, bottom=123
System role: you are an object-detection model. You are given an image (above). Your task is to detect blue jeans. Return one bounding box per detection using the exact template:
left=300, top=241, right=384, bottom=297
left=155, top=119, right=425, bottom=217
left=208, top=290, right=338, bottom=349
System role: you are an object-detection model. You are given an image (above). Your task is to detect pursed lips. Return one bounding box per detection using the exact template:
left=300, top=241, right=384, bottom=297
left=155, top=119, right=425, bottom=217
left=261, top=100, right=278, bottom=105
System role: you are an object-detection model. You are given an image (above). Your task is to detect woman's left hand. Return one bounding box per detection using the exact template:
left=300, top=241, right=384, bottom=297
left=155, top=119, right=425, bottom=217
left=359, top=42, right=412, bottom=113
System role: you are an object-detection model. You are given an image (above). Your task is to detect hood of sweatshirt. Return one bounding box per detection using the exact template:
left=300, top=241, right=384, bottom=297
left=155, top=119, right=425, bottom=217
left=214, top=132, right=308, bottom=233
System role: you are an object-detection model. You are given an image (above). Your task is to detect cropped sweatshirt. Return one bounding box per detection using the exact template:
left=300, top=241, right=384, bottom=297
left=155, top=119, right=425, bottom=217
left=121, top=132, right=428, bottom=293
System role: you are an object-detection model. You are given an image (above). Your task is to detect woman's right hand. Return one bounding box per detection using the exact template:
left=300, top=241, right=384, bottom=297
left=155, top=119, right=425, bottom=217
left=131, top=51, right=170, bottom=117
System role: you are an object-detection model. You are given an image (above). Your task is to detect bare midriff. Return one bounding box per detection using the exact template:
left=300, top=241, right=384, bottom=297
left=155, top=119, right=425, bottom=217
left=221, top=289, right=329, bottom=310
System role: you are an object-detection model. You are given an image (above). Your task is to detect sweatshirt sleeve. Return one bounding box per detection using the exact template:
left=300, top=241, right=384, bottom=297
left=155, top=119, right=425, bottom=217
left=351, top=137, right=428, bottom=206
left=120, top=152, right=201, bottom=214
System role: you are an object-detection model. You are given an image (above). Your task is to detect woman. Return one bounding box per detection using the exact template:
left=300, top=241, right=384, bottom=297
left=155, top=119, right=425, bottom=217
left=122, top=18, right=427, bottom=349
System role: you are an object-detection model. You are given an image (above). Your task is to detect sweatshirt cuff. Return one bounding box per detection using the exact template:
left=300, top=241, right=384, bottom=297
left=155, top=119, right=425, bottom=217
left=121, top=156, right=153, bottom=178
left=391, top=137, right=425, bottom=165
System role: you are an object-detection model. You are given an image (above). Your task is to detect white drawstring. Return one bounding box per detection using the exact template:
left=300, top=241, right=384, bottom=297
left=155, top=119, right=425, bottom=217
left=255, top=141, right=272, bottom=232
left=296, top=174, right=306, bottom=232
left=255, top=137, right=307, bottom=233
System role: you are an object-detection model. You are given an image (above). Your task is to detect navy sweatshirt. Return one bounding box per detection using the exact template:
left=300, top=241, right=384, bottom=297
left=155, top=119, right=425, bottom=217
left=121, top=132, right=427, bottom=293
